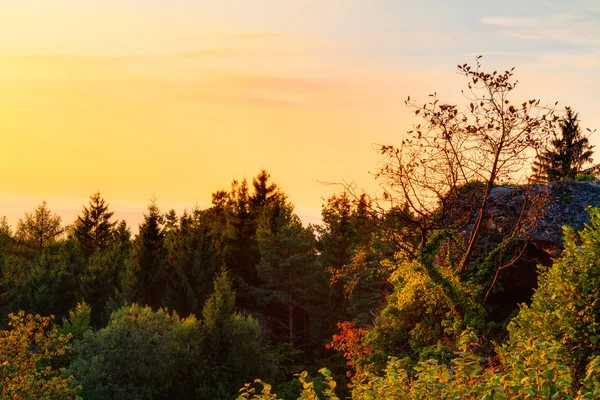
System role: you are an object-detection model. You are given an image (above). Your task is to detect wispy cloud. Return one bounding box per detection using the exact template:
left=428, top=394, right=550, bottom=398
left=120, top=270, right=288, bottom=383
left=480, top=17, right=541, bottom=27
left=227, top=74, right=344, bottom=93
left=481, top=6, right=600, bottom=46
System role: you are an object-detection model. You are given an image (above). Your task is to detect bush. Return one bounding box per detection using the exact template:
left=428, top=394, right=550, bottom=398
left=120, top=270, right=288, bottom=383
left=508, top=206, right=600, bottom=384
left=0, top=311, right=80, bottom=399
left=70, top=269, right=279, bottom=400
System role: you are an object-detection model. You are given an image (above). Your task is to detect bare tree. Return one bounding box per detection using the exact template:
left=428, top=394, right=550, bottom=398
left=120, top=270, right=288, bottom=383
left=371, top=57, right=558, bottom=271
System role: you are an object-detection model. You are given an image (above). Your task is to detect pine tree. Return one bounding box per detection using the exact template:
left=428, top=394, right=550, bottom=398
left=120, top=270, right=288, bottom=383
left=74, top=192, right=116, bottom=257
left=531, top=107, right=596, bottom=182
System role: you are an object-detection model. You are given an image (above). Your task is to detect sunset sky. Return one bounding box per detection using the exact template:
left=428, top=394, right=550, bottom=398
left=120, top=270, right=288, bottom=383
left=1, top=0, right=599, bottom=230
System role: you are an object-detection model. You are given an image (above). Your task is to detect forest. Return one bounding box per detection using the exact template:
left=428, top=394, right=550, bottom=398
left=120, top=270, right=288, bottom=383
left=2, top=60, right=600, bottom=400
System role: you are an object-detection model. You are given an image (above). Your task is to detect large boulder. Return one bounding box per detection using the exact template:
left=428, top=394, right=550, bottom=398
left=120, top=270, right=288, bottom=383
left=486, top=181, right=600, bottom=257
left=480, top=181, right=600, bottom=320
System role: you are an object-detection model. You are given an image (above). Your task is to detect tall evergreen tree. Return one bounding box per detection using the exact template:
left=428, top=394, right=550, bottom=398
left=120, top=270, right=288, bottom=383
left=255, top=200, right=318, bottom=348
left=79, top=221, right=132, bottom=326
left=200, top=268, right=279, bottom=399
left=210, top=171, right=282, bottom=312
left=531, top=107, right=596, bottom=182
left=74, top=192, right=117, bottom=257
left=133, top=200, right=167, bottom=309
left=250, top=170, right=281, bottom=213
left=162, top=208, right=223, bottom=317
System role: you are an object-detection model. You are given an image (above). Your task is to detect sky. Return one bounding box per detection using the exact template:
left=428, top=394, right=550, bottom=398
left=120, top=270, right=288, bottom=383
left=1, top=0, right=599, bottom=230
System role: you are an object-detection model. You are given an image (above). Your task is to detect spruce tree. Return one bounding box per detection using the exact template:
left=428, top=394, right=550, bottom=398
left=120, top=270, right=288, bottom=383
left=249, top=170, right=281, bottom=212
left=133, top=200, right=167, bottom=309
left=531, top=107, right=596, bottom=182
left=211, top=171, right=282, bottom=311
left=162, top=209, right=223, bottom=317
left=74, top=192, right=116, bottom=257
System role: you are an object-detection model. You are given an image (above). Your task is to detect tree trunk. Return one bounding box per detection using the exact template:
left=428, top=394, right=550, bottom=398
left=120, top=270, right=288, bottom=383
left=460, top=153, right=501, bottom=273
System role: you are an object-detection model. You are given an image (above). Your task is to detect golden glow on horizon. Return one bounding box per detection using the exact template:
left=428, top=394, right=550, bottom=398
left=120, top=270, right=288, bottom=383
left=0, top=31, right=411, bottom=227
left=1, top=5, right=599, bottom=229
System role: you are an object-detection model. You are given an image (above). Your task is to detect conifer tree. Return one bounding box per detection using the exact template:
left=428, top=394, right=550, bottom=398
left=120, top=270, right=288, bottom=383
left=201, top=267, right=278, bottom=397
left=202, top=267, right=235, bottom=333
left=531, top=107, right=596, bottom=182
left=250, top=170, right=281, bottom=213
left=113, top=220, right=132, bottom=247
left=16, top=201, right=63, bottom=252
left=74, top=192, right=116, bottom=257
left=211, top=171, right=282, bottom=311
left=162, top=209, right=223, bottom=317
left=255, top=200, right=318, bottom=347
left=133, top=200, right=167, bottom=309
left=0, top=216, right=11, bottom=252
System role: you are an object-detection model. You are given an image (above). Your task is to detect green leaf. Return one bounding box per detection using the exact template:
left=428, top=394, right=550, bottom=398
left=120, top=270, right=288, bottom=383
left=541, top=382, right=550, bottom=398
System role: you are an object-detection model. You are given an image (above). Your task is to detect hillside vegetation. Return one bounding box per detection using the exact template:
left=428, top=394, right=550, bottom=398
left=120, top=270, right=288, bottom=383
left=1, top=59, right=599, bottom=399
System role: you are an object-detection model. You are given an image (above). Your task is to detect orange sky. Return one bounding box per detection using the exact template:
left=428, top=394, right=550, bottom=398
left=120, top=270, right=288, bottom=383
left=1, top=1, right=599, bottom=230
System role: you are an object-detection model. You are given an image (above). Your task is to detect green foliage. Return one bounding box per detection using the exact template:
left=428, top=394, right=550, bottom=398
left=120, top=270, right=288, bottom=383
left=363, top=230, right=493, bottom=368
left=365, top=256, right=460, bottom=366
left=202, top=267, right=235, bottom=332
left=212, top=170, right=283, bottom=308
left=15, top=201, right=64, bottom=253
left=162, top=208, right=223, bottom=317
left=241, top=335, right=600, bottom=399
left=69, top=271, right=278, bottom=400
left=255, top=200, right=318, bottom=346
left=532, top=107, right=597, bottom=182
left=132, top=200, right=167, bottom=310
left=237, top=369, right=340, bottom=400
left=508, top=206, right=600, bottom=381
left=74, top=192, right=117, bottom=258
left=0, top=237, right=84, bottom=320
left=578, top=356, right=600, bottom=399
left=79, top=232, right=131, bottom=325
left=201, top=268, right=281, bottom=398
left=68, top=304, right=196, bottom=400
left=0, top=311, right=80, bottom=399
left=350, top=336, right=577, bottom=399
left=332, top=207, right=600, bottom=398
left=576, top=173, right=598, bottom=182
left=58, top=301, right=92, bottom=342
left=319, top=193, right=404, bottom=322
left=7, top=168, right=600, bottom=400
